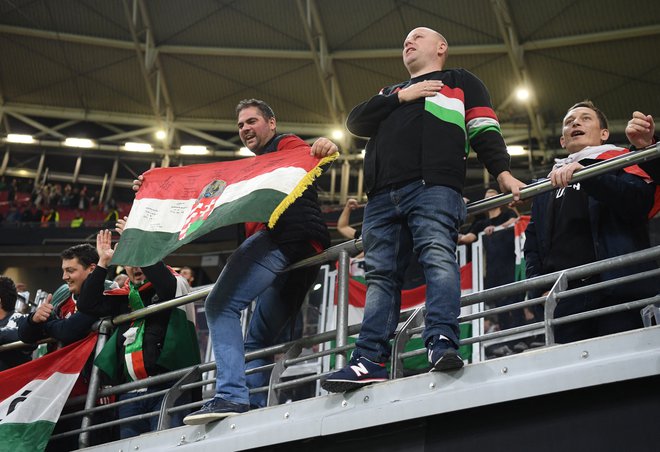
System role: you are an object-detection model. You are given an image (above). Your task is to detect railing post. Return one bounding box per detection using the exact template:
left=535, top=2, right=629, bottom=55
left=335, top=249, right=350, bottom=369
left=641, top=304, right=660, bottom=327
left=79, top=320, right=112, bottom=449
left=157, top=366, right=202, bottom=431
left=267, top=342, right=303, bottom=407
left=391, top=307, right=424, bottom=379
left=544, top=273, right=567, bottom=346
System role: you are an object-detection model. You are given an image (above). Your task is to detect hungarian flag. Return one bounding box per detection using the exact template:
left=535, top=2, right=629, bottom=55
left=514, top=215, right=531, bottom=281
left=0, top=333, right=97, bottom=452
left=112, top=146, right=337, bottom=266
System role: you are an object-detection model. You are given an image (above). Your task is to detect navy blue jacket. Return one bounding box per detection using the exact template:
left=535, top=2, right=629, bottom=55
left=524, top=167, right=658, bottom=299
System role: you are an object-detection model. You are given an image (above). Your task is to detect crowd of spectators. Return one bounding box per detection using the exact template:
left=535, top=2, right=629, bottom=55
left=0, top=176, right=125, bottom=227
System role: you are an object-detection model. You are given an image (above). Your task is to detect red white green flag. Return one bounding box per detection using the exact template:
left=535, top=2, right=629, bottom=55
left=112, top=147, right=337, bottom=267
left=514, top=215, right=531, bottom=281
left=0, top=333, right=98, bottom=452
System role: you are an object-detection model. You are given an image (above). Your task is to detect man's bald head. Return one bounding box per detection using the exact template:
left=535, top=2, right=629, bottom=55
left=402, top=27, right=448, bottom=76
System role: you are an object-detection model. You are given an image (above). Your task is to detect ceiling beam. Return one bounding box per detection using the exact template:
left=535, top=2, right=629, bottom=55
left=5, top=111, right=66, bottom=139
left=121, top=0, right=176, bottom=159
left=33, top=120, right=79, bottom=139
left=295, top=0, right=347, bottom=127
left=99, top=125, right=157, bottom=142
left=522, top=24, right=660, bottom=51
left=2, top=23, right=658, bottom=60
left=0, top=103, right=337, bottom=136
left=174, top=125, right=238, bottom=148
left=490, top=0, right=547, bottom=151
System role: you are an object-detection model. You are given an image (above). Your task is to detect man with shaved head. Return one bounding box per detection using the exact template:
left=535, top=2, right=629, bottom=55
left=322, top=27, right=525, bottom=392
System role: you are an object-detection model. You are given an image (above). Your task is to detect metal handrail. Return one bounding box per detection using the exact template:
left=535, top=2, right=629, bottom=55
left=467, top=142, right=660, bottom=215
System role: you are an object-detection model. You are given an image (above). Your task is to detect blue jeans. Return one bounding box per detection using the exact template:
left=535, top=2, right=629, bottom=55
left=355, top=180, right=466, bottom=363
left=205, top=230, right=293, bottom=406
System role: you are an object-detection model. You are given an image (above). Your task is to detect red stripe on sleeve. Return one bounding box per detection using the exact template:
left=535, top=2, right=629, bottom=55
left=466, top=106, right=498, bottom=122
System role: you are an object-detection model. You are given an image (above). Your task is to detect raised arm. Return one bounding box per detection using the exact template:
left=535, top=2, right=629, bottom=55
left=337, top=198, right=360, bottom=240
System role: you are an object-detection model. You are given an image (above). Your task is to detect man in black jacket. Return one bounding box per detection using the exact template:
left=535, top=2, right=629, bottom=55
left=524, top=101, right=658, bottom=343
left=18, top=244, right=103, bottom=347
left=322, top=27, right=525, bottom=393
left=182, top=99, right=337, bottom=425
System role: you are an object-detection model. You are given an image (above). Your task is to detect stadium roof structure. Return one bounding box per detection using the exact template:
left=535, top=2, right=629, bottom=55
left=1, top=0, right=659, bottom=192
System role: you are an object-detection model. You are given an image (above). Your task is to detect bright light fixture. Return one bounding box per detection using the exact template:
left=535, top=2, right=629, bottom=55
left=179, top=145, right=209, bottom=155
left=313, top=283, right=322, bottom=291
left=507, top=145, right=527, bottom=156
left=7, top=134, right=35, bottom=144
left=237, top=147, right=255, bottom=157
left=331, top=129, right=344, bottom=140
left=155, top=129, right=167, bottom=140
left=515, top=87, right=530, bottom=101
left=123, top=142, right=153, bottom=153
left=64, top=138, right=95, bottom=148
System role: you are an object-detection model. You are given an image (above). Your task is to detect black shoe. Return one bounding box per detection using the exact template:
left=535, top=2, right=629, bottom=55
left=321, top=356, right=388, bottom=393
left=183, top=397, right=249, bottom=425
left=427, top=337, right=464, bottom=372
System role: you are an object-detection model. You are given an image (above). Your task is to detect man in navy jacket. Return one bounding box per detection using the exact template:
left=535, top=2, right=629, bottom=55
left=524, top=101, right=658, bottom=343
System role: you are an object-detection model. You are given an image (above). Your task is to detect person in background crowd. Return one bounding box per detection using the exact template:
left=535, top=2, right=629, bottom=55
left=179, top=266, right=196, bottom=287
left=458, top=188, right=518, bottom=245
left=20, top=202, right=42, bottom=224
left=0, top=275, right=33, bottom=371
left=18, top=243, right=106, bottom=348
left=337, top=198, right=362, bottom=240
left=41, top=206, right=60, bottom=227
left=70, top=209, right=85, bottom=228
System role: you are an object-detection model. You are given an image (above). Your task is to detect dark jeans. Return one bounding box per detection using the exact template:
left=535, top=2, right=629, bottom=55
left=118, top=385, right=189, bottom=439
left=356, top=181, right=466, bottom=362
left=554, top=280, right=644, bottom=343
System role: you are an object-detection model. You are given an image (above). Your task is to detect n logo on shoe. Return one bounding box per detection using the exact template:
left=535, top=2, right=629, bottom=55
left=350, top=363, right=370, bottom=377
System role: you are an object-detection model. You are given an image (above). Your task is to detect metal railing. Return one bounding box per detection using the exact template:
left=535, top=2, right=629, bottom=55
left=49, top=241, right=659, bottom=448
left=1, top=142, right=658, bottom=449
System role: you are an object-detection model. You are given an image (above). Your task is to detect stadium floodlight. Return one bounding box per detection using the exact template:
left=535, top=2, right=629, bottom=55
left=64, top=138, right=95, bottom=148
left=6, top=134, right=35, bottom=144
left=179, top=145, right=209, bottom=155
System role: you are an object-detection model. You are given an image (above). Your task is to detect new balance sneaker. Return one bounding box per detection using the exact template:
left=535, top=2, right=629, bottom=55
left=427, top=337, right=464, bottom=372
left=321, top=356, right=388, bottom=393
left=183, top=397, right=249, bottom=425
